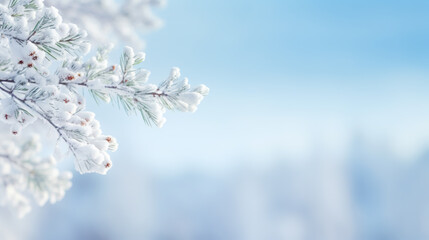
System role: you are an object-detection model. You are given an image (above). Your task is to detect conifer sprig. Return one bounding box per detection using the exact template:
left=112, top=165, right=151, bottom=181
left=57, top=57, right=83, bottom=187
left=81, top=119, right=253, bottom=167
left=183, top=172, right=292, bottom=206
left=0, top=0, right=208, bottom=218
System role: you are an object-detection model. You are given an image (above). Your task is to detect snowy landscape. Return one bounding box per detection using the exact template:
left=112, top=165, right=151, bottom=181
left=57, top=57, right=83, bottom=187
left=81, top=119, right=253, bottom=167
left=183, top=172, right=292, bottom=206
left=1, top=0, right=429, bottom=239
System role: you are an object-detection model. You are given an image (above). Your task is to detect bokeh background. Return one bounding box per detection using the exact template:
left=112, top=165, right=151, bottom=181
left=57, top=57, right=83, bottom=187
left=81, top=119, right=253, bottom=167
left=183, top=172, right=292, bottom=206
left=4, top=0, right=429, bottom=239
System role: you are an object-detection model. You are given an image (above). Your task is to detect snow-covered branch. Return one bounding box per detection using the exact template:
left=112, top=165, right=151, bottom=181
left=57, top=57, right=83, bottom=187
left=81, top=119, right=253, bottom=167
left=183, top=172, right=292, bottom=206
left=44, top=0, right=166, bottom=49
left=0, top=0, right=208, bottom=217
left=0, top=136, right=72, bottom=218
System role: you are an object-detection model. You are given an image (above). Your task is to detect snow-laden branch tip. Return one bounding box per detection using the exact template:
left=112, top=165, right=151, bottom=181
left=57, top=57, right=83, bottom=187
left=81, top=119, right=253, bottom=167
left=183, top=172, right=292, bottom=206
left=0, top=0, right=208, bottom=217
left=0, top=136, right=72, bottom=218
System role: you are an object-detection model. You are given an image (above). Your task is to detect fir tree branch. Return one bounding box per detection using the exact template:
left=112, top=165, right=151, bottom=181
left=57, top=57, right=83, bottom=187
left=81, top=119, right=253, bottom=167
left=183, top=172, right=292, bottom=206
left=0, top=84, right=79, bottom=160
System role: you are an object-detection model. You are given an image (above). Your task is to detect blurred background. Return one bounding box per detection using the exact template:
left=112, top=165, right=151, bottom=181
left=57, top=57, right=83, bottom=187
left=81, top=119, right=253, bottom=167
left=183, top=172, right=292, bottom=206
left=3, top=0, right=429, bottom=239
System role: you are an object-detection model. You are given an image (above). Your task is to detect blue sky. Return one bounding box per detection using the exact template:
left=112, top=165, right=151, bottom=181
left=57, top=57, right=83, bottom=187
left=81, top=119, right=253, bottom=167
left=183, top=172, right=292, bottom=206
left=86, top=0, right=429, bottom=171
